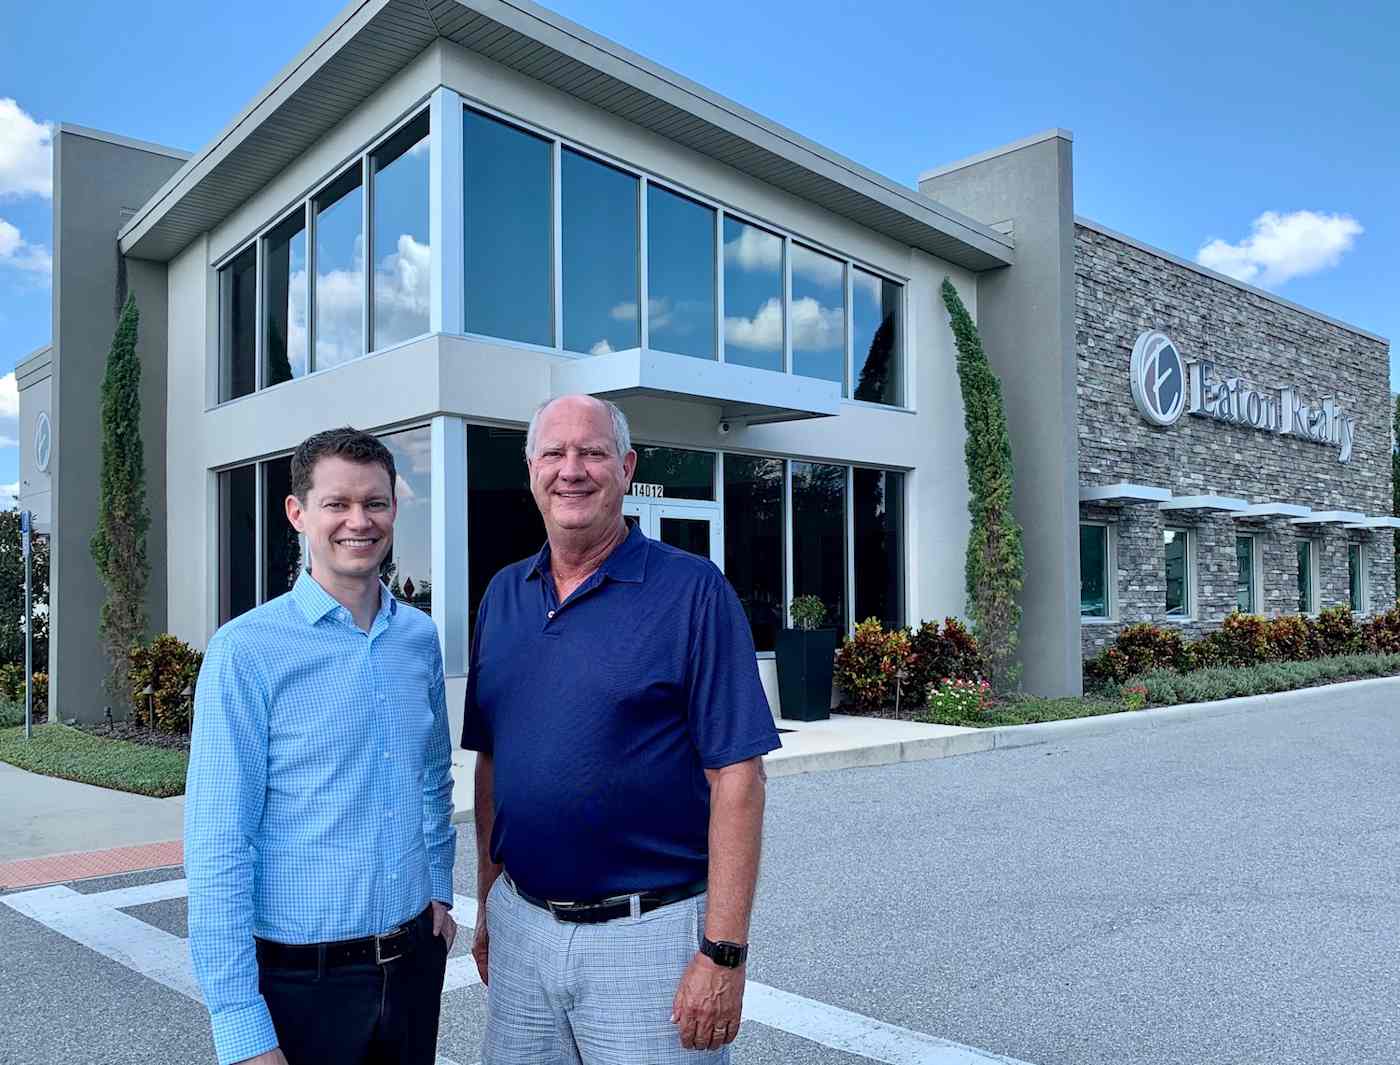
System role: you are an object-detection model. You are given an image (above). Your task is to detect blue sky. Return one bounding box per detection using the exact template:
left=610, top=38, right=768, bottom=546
left=1, top=0, right=1397, bottom=504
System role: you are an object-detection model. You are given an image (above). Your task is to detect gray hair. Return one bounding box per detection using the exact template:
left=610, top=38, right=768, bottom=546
left=524, top=395, right=632, bottom=461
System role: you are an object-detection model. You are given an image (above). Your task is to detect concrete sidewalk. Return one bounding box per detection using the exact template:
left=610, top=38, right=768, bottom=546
left=5, top=675, right=1397, bottom=873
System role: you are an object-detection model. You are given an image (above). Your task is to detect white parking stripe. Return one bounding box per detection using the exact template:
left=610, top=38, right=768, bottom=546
left=5, top=881, right=1038, bottom=1065
left=745, top=983, right=1036, bottom=1065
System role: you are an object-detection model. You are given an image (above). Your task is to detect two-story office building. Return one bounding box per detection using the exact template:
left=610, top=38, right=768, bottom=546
left=19, top=2, right=1392, bottom=727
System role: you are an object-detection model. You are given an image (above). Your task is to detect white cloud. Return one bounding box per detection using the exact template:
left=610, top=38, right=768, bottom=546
left=723, top=295, right=843, bottom=352
left=792, top=246, right=844, bottom=289
left=0, top=371, right=18, bottom=421
left=0, top=482, right=17, bottom=511
left=0, top=99, right=52, bottom=199
left=724, top=296, right=783, bottom=351
left=589, top=339, right=614, bottom=355
left=610, top=298, right=674, bottom=331
left=0, top=218, right=52, bottom=278
left=1196, top=210, right=1363, bottom=288
left=724, top=225, right=782, bottom=273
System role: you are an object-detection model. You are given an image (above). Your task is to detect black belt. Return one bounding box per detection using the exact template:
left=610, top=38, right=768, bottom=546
left=255, top=905, right=432, bottom=970
left=505, top=872, right=706, bottom=924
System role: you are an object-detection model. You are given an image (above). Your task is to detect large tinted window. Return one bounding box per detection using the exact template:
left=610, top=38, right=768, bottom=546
left=219, top=246, right=257, bottom=401
left=853, top=468, right=903, bottom=629
left=381, top=426, right=432, bottom=614
left=467, top=426, right=545, bottom=630
left=722, top=218, right=783, bottom=372
left=562, top=149, right=638, bottom=355
left=263, top=457, right=301, bottom=602
left=633, top=446, right=715, bottom=500
left=852, top=268, right=901, bottom=405
left=372, top=114, right=430, bottom=351
left=1165, top=528, right=1189, bottom=617
left=219, top=465, right=257, bottom=623
left=647, top=185, right=714, bottom=359
left=263, top=212, right=308, bottom=388
left=464, top=111, right=553, bottom=346
left=724, top=455, right=784, bottom=651
left=1297, top=540, right=1314, bottom=613
left=314, top=166, right=365, bottom=371
left=790, top=244, right=845, bottom=390
left=1349, top=543, right=1364, bottom=611
left=1081, top=525, right=1108, bottom=618
left=792, top=461, right=847, bottom=633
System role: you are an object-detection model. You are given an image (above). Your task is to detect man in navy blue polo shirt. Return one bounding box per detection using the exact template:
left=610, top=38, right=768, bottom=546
left=461, top=394, right=781, bottom=1062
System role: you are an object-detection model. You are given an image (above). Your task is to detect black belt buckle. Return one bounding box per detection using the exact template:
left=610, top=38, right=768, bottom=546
left=375, top=925, right=406, bottom=965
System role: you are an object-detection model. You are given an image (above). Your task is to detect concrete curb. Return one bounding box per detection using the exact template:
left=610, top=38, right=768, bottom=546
left=764, top=675, right=1400, bottom=779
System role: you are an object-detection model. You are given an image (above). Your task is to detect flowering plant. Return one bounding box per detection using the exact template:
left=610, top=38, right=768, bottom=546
left=926, top=676, right=993, bottom=719
left=1121, top=684, right=1148, bottom=711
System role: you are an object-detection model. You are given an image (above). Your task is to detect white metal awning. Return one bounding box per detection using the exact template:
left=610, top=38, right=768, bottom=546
left=1159, top=494, right=1249, bottom=513
left=1233, top=502, right=1313, bottom=519
left=1354, top=516, right=1400, bottom=530
left=550, top=348, right=841, bottom=425
left=1079, top=482, right=1172, bottom=504
left=1290, top=510, right=1366, bottom=526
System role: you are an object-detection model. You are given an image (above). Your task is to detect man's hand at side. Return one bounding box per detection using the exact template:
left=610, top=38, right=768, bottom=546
left=670, top=953, right=744, bottom=1050
left=431, top=900, right=457, bottom=951
left=236, top=1051, right=288, bottom=1065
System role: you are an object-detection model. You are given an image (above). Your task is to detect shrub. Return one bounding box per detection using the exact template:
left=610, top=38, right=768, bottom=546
left=128, top=634, right=203, bottom=733
left=833, top=619, right=913, bottom=713
left=906, top=618, right=986, bottom=698
left=0, top=664, right=48, bottom=712
left=1084, top=646, right=1131, bottom=686
left=1363, top=604, right=1400, bottom=654
left=1215, top=612, right=1273, bottom=666
left=789, top=595, right=827, bottom=631
left=1314, top=605, right=1364, bottom=657
left=1265, top=614, right=1315, bottom=661
left=1121, top=684, right=1148, bottom=711
left=1114, top=623, right=1186, bottom=676
left=927, top=677, right=993, bottom=719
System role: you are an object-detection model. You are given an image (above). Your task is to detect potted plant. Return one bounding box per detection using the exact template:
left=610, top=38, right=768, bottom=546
left=775, top=595, right=838, bottom=722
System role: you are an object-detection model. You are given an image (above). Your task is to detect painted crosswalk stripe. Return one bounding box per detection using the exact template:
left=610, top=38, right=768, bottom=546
left=4, top=880, right=1037, bottom=1065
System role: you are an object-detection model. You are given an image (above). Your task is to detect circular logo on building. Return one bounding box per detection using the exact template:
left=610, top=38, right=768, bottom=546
left=1130, top=331, right=1186, bottom=426
left=34, top=412, right=51, bottom=473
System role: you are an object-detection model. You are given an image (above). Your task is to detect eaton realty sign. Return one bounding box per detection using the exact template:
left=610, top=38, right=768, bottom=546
left=1129, top=331, right=1357, bottom=463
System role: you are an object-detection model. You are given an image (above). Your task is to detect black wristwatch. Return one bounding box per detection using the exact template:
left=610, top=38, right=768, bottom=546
left=700, top=936, right=748, bottom=968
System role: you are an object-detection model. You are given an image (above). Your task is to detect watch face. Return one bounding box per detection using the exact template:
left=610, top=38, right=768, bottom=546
left=704, top=938, right=746, bottom=967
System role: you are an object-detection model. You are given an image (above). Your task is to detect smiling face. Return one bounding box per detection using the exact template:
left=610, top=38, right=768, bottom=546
left=527, top=396, right=636, bottom=543
left=285, top=455, right=397, bottom=592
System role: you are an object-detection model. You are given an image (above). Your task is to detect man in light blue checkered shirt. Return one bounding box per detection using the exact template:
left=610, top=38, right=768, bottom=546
left=185, top=428, right=457, bottom=1065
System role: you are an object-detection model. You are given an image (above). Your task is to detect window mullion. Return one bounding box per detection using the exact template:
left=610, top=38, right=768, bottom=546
left=361, top=154, right=372, bottom=357
left=306, top=200, right=317, bottom=374
left=844, top=262, right=853, bottom=399
left=782, top=461, right=793, bottom=628
left=845, top=465, right=855, bottom=636
left=782, top=236, right=792, bottom=375
left=638, top=176, right=649, bottom=351
left=552, top=140, right=564, bottom=350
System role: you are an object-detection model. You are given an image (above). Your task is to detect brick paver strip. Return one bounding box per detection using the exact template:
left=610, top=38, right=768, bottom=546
left=0, top=840, right=183, bottom=890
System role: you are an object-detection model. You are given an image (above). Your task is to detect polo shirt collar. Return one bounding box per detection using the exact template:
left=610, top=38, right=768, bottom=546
left=291, top=569, right=397, bottom=625
left=526, top=523, right=649, bottom=585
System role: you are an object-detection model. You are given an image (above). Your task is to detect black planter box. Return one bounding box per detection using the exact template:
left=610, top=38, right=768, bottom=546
left=774, top=628, right=839, bottom=721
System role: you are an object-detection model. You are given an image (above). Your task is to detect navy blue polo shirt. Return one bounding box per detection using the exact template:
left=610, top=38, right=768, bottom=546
left=461, top=524, right=781, bottom=900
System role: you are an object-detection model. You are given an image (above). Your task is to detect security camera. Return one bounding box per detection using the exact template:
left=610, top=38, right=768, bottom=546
left=717, top=420, right=732, bottom=435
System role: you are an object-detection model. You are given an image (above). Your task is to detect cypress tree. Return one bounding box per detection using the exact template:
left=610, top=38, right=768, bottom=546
left=940, top=277, right=1024, bottom=692
left=91, top=295, right=149, bottom=710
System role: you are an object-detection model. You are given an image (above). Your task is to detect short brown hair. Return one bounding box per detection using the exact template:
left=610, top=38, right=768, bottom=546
left=290, top=427, right=396, bottom=502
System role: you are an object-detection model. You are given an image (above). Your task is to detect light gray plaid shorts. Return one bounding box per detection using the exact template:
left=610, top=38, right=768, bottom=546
left=482, top=874, right=732, bottom=1064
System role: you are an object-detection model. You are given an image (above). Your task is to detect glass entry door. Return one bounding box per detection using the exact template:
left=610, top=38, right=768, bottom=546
left=623, top=498, right=723, bottom=568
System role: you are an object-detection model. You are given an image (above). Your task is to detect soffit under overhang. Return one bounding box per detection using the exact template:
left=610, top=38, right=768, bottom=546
left=118, top=0, right=1014, bottom=271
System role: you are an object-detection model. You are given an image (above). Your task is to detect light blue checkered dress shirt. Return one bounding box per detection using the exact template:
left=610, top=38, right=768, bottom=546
left=184, top=572, right=456, bottom=1065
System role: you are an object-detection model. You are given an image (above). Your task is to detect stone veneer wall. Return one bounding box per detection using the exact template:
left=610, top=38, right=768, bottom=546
left=1076, top=224, right=1395, bottom=659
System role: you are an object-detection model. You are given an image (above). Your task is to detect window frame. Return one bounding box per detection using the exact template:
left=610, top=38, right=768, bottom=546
left=1348, top=541, right=1367, bottom=614
left=1079, top=521, right=1115, bottom=622
left=1235, top=533, right=1261, bottom=615
left=1163, top=526, right=1194, bottom=620
left=1296, top=537, right=1320, bottom=615
left=211, top=103, right=432, bottom=408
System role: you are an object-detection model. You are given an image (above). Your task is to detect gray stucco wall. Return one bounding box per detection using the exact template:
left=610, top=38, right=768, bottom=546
left=51, top=128, right=186, bottom=721
left=919, top=132, right=1082, bottom=697
left=1076, top=223, right=1395, bottom=657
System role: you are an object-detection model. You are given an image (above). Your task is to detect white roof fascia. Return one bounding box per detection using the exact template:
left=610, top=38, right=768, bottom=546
left=1159, top=494, right=1249, bottom=512
left=1079, top=483, right=1172, bottom=504
left=1234, top=502, right=1313, bottom=519
left=1363, top=516, right=1400, bottom=529
left=1290, top=511, right=1367, bottom=525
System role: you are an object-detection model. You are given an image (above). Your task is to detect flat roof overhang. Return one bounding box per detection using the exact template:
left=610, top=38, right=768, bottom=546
left=1233, top=502, right=1313, bottom=519
left=1290, top=510, right=1367, bottom=526
left=1351, top=516, right=1400, bottom=530
left=117, top=0, right=1015, bottom=271
left=1079, top=483, right=1172, bottom=505
left=1159, top=494, right=1249, bottom=513
left=551, top=348, right=840, bottom=425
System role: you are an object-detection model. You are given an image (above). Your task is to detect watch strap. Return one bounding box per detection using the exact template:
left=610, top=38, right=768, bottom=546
left=700, top=936, right=749, bottom=967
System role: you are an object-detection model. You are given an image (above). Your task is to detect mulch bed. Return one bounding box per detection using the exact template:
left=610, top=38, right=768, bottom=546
left=73, top=719, right=191, bottom=753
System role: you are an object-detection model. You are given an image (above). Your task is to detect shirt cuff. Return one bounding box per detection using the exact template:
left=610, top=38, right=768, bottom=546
left=211, top=998, right=279, bottom=1065
left=431, top=866, right=455, bottom=908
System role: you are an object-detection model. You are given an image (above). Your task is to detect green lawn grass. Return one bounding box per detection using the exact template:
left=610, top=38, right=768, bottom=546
left=920, top=694, right=1127, bottom=728
left=0, top=724, right=188, bottom=797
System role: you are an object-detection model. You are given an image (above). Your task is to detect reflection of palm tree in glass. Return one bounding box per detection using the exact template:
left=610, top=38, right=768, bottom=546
left=854, top=314, right=894, bottom=404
